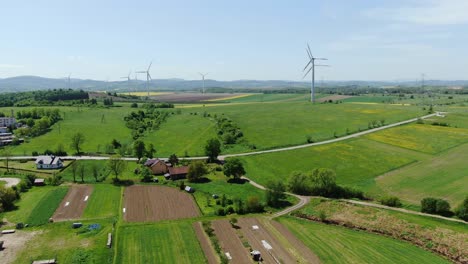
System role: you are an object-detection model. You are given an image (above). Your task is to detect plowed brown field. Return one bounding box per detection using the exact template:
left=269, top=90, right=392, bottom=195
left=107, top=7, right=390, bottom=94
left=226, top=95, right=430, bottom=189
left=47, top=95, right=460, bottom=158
left=212, top=219, right=252, bottom=264
left=123, top=185, right=200, bottom=222
left=52, top=185, right=93, bottom=221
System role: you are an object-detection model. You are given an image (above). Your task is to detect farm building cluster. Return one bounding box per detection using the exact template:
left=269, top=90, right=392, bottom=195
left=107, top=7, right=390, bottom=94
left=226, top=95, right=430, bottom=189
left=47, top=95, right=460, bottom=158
left=144, top=158, right=189, bottom=180
left=0, top=117, right=24, bottom=146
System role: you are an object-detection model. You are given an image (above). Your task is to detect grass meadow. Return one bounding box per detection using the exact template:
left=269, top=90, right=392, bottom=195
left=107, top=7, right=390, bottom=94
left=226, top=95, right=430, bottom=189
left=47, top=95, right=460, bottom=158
left=239, top=138, right=418, bottom=190
left=278, top=217, right=450, bottom=264
left=82, top=184, right=121, bottom=220
left=365, top=123, right=468, bottom=154
left=0, top=186, right=59, bottom=224
left=115, top=221, right=207, bottom=264
left=376, top=143, right=468, bottom=205
left=26, top=187, right=69, bottom=226
left=13, top=219, right=114, bottom=264
left=58, top=160, right=139, bottom=183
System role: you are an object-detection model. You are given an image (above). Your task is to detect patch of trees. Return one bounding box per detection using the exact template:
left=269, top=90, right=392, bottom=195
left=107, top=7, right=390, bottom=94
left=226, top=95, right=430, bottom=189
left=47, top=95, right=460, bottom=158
left=420, top=197, right=453, bottom=217
left=379, top=196, right=402, bottom=207
left=0, top=89, right=89, bottom=107
left=0, top=174, right=38, bottom=213
left=223, top=158, right=245, bottom=182
left=205, top=138, right=221, bottom=162
left=287, top=169, right=365, bottom=199
left=213, top=194, right=264, bottom=216
left=124, top=108, right=170, bottom=139
left=215, top=115, right=244, bottom=145
left=103, top=98, right=114, bottom=106
left=455, top=196, right=468, bottom=221
left=15, top=108, right=62, bottom=137
left=143, top=102, right=174, bottom=109
left=187, top=161, right=208, bottom=182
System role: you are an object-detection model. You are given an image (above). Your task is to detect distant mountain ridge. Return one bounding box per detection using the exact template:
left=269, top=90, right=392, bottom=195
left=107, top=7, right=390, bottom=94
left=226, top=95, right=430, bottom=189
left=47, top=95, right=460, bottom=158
left=0, top=75, right=467, bottom=93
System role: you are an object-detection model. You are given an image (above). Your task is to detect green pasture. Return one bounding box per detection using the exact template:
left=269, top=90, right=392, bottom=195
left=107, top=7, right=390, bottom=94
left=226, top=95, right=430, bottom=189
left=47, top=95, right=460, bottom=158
left=58, top=160, right=139, bottom=183
left=8, top=106, right=133, bottom=155
left=365, top=123, right=468, bottom=154
left=146, top=113, right=217, bottom=157
left=26, top=186, right=69, bottom=226
left=239, top=138, right=417, bottom=190
left=376, top=143, right=468, bottom=205
left=83, top=184, right=121, bottom=220
left=343, top=95, right=398, bottom=103
left=14, top=219, right=113, bottom=264
left=0, top=186, right=57, bottom=224
left=194, top=102, right=424, bottom=152
left=219, top=93, right=310, bottom=103
left=115, top=221, right=207, bottom=264
left=278, top=217, right=450, bottom=264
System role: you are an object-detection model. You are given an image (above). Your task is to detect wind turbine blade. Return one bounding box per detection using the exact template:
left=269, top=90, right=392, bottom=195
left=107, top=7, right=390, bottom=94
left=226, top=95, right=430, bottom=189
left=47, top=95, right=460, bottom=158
left=307, top=43, right=313, bottom=58
left=315, top=58, right=328, bottom=60
left=303, top=60, right=312, bottom=71
left=316, top=64, right=330, bottom=67
left=303, top=67, right=313, bottom=79
left=148, top=73, right=152, bottom=80
left=136, top=71, right=146, bottom=73
left=147, top=61, right=153, bottom=71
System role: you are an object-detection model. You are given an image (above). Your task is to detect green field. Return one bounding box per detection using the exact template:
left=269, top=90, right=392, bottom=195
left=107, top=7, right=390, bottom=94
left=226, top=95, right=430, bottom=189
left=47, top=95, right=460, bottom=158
left=58, top=160, right=139, bottom=183
left=83, top=184, right=121, bottom=219
left=146, top=113, right=217, bottom=157
left=278, top=217, right=450, bottom=264
left=219, top=93, right=310, bottom=103
left=365, top=123, right=468, bottom=154
left=7, top=106, right=134, bottom=155
left=1, top=186, right=56, bottom=224
left=343, top=95, right=398, bottom=103
left=115, top=221, right=207, bottom=264
left=376, top=143, right=468, bottom=205
left=13, top=219, right=113, bottom=264
left=26, top=187, right=68, bottom=226
left=240, top=138, right=418, bottom=190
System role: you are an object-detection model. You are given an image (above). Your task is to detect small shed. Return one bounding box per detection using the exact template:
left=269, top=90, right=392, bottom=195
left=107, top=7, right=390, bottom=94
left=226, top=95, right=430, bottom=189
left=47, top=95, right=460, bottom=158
left=251, top=250, right=262, bottom=261
left=32, top=259, right=57, bottom=264
left=72, top=222, right=83, bottom=229
left=34, top=178, right=45, bottom=186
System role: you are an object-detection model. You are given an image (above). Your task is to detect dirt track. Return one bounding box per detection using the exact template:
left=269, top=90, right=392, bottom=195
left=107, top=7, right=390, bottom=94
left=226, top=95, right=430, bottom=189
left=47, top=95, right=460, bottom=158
left=212, top=219, right=252, bottom=264
left=193, top=222, right=219, bottom=264
left=237, top=218, right=296, bottom=263
left=52, top=185, right=93, bottom=221
left=123, top=185, right=200, bottom=222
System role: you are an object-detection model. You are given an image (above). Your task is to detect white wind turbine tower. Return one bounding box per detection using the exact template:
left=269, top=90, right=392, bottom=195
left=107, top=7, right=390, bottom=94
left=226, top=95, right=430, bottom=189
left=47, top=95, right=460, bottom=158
left=66, top=73, right=72, bottom=89
left=303, top=44, right=329, bottom=103
left=199, top=72, right=208, bottom=94
left=121, top=71, right=133, bottom=93
left=136, top=61, right=152, bottom=96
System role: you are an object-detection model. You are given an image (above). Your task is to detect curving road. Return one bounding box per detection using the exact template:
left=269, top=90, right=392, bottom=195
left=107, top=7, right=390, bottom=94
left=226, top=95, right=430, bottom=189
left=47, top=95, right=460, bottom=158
left=0, top=113, right=437, bottom=161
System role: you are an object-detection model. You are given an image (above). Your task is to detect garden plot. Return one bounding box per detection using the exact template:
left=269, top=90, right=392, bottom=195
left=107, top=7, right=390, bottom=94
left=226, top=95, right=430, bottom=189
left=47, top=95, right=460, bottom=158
left=52, top=185, right=93, bottom=221
left=123, top=185, right=200, bottom=222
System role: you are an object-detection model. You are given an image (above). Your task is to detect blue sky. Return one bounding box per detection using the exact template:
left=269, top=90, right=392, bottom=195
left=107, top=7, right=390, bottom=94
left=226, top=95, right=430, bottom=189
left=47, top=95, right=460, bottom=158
left=0, top=0, right=467, bottom=81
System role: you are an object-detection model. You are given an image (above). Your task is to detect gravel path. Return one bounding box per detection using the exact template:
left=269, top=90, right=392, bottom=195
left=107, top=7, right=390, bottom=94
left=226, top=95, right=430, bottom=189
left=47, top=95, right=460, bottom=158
left=0, top=178, right=21, bottom=188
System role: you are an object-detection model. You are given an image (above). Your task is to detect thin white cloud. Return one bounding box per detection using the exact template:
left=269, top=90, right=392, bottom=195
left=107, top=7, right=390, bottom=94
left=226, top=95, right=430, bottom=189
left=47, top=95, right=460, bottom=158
left=365, top=0, right=468, bottom=25
left=0, top=64, right=24, bottom=68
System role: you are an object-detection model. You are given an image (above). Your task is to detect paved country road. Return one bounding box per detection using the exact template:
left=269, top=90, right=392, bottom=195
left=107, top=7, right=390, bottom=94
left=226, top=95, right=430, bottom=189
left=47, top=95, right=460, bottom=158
left=0, top=113, right=437, bottom=161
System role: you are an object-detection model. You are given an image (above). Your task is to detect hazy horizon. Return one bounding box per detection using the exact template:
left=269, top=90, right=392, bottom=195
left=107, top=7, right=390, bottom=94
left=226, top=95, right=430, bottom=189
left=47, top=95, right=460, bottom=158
left=1, top=0, right=468, bottom=81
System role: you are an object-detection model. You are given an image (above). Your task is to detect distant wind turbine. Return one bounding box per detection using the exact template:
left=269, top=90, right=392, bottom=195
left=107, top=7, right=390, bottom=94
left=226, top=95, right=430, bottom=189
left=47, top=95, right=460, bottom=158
left=66, top=73, right=71, bottom=89
left=303, top=44, right=329, bottom=103
left=121, top=71, right=133, bottom=92
left=198, top=72, right=208, bottom=94
left=136, top=61, right=152, bottom=96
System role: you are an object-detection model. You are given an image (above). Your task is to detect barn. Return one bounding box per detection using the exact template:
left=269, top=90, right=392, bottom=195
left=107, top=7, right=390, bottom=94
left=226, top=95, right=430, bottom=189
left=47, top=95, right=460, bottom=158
left=168, top=166, right=189, bottom=180
left=145, top=158, right=168, bottom=175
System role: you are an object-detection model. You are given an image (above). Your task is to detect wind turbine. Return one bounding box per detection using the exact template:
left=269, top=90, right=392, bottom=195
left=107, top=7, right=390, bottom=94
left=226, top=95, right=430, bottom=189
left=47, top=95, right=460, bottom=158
left=66, top=73, right=71, bottom=89
left=136, top=61, right=152, bottom=96
left=198, top=72, right=208, bottom=94
left=303, top=44, right=329, bottom=103
left=121, top=71, right=133, bottom=93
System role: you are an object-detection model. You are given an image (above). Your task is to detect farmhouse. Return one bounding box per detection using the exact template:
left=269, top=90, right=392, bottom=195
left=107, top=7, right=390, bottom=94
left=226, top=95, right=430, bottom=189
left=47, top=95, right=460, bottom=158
left=35, top=155, right=63, bottom=169
left=168, top=166, right=189, bottom=180
left=0, top=126, right=7, bottom=133
left=145, top=158, right=168, bottom=175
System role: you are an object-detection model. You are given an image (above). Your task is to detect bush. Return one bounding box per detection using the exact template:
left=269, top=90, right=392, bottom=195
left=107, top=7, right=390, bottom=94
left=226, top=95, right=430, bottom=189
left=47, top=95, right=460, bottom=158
left=216, top=207, right=226, bottom=216
left=421, top=197, right=452, bottom=216
left=455, top=196, right=468, bottom=221
left=379, top=196, right=402, bottom=207
left=245, top=196, right=264, bottom=213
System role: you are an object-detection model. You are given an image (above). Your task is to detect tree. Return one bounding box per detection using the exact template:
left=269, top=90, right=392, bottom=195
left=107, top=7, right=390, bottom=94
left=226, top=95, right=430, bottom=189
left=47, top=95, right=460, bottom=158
left=133, top=140, right=146, bottom=160
left=265, top=181, right=286, bottom=208
left=223, top=158, right=245, bottom=181
left=287, top=171, right=311, bottom=195
left=168, top=154, right=179, bottom=166
left=91, top=163, right=99, bottom=182
left=421, top=197, right=437, bottom=214
left=0, top=186, right=18, bottom=211
left=187, top=161, right=208, bottom=182
left=140, top=167, right=153, bottom=182
left=309, top=168, right=338, bottom=197
left=70, top=132, right=85, bottom=155
left=205, top=138, right=221, bottom=162
left=111, top=139, right=121, bottom=149
left=107, top=155, right=127, bottom=180
left=455, top=196, right=468, bottom=221
left=146, top=143, right=156, bottom=159
left=70, top=161, right=79, bottom=182
left=1, top=148, right=11, bottom=172
left=245, top=196, right=264, bottom=213
left=435, top=199, right=451, bottom=216
left=79, top=163, right=86, bottom=183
